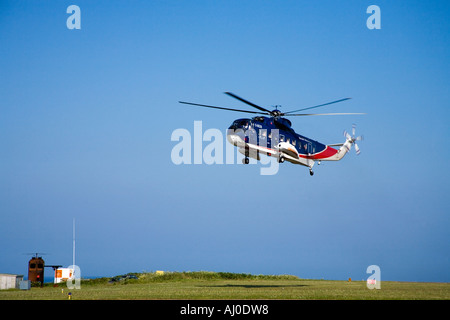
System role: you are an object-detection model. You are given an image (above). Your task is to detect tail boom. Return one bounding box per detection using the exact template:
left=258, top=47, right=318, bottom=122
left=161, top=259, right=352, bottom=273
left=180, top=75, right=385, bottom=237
left=293, top=140, right=352, bottom=162
left=321, top=140, right=353, bottom=161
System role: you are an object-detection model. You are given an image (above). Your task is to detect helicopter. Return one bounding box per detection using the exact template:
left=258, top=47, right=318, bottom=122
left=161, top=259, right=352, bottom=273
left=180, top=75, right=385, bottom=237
left=179, top=92, right=365, bottom=175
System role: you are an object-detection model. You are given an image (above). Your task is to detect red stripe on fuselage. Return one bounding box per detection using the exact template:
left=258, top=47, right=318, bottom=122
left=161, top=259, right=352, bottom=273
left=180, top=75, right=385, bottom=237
left=298, top=146, right=338, bottom=160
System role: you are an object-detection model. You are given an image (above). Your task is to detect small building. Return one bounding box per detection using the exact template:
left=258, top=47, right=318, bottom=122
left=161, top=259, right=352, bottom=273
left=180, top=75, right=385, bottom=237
left=0, top=274, right=24, bottom=290
left=54, top=267, right=74, bottom=283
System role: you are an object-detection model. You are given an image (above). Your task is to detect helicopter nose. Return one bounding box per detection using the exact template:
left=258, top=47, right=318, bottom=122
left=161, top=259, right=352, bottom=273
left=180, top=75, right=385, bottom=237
left=226, top=128, right=246, bottom=147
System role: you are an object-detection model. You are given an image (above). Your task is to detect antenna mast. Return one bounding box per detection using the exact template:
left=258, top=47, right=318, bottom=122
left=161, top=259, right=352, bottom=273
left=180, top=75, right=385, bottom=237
left=73, top=218, right=76, bottom=267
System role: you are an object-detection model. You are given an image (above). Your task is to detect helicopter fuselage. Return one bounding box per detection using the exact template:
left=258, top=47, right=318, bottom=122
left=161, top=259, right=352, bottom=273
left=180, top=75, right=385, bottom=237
left=226, top=115, right=348, bottom=167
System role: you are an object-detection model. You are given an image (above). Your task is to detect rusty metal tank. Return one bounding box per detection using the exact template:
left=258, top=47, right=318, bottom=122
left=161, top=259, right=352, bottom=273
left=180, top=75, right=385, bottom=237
left=28, top=255, right=45, bottom=285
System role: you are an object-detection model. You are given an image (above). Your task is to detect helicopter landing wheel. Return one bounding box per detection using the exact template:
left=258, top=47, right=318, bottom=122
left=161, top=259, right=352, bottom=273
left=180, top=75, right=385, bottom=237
left=309, top=170, right=314, bottom=176
left=278, top=156, right=285, bottom=163
left=242, top=157, right=250, bottom=164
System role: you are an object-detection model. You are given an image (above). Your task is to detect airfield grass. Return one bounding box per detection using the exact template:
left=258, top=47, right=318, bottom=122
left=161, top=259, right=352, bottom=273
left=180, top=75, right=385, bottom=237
left=0, top=271, right=449, bottom=300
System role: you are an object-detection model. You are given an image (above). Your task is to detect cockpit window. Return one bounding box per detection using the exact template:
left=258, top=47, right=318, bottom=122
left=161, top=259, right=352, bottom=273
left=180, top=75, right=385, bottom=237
left=230, top=119, right=250, bottom=129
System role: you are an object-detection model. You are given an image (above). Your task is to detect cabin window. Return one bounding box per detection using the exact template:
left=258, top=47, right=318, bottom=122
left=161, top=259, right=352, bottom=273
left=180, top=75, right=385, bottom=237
left=292, top=139, right=296, bottom=146
left=280, top=135, right=285, bottom=142
left=259, top=130, right=267, bottom=138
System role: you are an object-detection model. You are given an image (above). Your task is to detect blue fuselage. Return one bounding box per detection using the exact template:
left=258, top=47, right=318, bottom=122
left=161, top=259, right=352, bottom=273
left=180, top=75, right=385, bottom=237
left=227, top=116, right=327, bottom=156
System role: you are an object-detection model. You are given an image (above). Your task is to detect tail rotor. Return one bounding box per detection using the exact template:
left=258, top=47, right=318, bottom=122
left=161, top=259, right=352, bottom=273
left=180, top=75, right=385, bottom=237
left=344, top=124, right=364, bottom=155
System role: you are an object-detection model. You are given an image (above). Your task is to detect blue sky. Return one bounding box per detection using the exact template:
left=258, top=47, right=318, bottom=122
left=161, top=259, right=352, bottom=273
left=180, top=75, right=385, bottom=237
left=0, top=1, right=449, bottom=282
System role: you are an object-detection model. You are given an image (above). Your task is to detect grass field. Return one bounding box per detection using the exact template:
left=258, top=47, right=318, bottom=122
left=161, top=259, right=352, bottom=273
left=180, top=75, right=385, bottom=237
left=0, top=271, right=449, bottom=300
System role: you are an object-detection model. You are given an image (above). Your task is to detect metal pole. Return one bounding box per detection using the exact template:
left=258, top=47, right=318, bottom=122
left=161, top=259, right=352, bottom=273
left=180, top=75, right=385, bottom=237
left=73, top=218, right=75, bottom=268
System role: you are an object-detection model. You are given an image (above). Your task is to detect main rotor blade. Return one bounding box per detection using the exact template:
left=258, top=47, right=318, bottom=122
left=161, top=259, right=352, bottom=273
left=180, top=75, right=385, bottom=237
left=284, top=98, right=352, bottom=114
left=178, top=101, right=269, bottom=115
left=286, top=112, right=366, bottom=116
left=224, top=92, right=272, bottom=113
